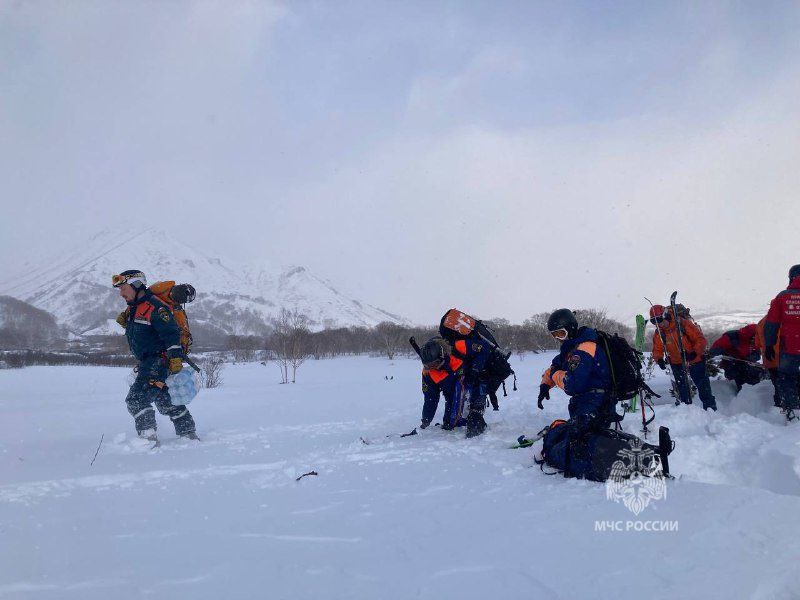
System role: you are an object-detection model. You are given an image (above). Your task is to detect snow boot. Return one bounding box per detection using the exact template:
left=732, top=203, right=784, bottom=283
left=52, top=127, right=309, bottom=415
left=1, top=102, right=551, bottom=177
left=138, top=428, right=159, bottom=448
left=465, top=410, right=487, bottom=438
left=180, top=431, right=201, bottom=441
left=138, top=428, right=158, bottom=442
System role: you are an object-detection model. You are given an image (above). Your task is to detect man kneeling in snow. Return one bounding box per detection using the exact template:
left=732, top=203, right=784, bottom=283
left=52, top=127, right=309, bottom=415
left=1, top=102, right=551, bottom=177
left=537, top=309, right=615, bottom=434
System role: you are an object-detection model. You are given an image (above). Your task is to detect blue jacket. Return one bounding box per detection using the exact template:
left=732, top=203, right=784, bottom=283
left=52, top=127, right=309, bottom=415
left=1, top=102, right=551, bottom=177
left=543, top=327, right=612, bottom=419
left=421, top=339, right=492, bottom=425
left=124, top=290, right=184, bottom=362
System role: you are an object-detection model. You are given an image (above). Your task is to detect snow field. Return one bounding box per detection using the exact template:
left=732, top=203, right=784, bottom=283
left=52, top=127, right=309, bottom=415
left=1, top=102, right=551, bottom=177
left=1, top=355, right=799, bottom=599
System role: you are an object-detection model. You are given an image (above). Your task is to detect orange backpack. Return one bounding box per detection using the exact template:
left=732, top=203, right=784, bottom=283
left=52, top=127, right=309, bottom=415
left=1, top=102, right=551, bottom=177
left=150, top=281, right=194, bottom=354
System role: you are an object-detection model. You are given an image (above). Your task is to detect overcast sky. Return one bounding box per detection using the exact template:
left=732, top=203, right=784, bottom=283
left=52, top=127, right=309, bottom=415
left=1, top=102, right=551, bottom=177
left=1, top=1, right=799, bottom=324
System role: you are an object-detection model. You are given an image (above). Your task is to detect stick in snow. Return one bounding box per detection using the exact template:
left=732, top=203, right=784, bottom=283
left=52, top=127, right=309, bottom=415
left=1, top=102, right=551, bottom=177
left=296, top=471, right=318, bottom=481
left=89, top=434, right=104, bottom=466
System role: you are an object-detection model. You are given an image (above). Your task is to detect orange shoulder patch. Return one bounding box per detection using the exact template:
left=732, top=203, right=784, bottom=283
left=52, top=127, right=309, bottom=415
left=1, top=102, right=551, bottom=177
left=134, top=302, right=155, bottom=321
left=577, top=341, right=597, bottom=357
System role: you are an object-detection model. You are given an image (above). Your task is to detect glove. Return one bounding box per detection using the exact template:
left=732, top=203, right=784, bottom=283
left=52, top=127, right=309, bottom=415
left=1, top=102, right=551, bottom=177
left=168, top=357, right=183, bottom=374
left=685, top=352, right=697, bottom=362
left=765, top=346, right=775, bottom=362
left=537, top=384, right=550, bottom=410
left=115, top=309, right=129, bottom=329
left=656, top=358, right=666, bottom=370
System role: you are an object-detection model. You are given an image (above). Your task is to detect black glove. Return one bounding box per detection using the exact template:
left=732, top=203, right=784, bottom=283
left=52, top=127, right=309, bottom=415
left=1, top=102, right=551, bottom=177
left=765, top=346, right=775, bottom=362
left=537, top=384, right=550, bottom=410
left=657, top=358, right=666, bottom=370
left=685, top=352, right=697, bottom=362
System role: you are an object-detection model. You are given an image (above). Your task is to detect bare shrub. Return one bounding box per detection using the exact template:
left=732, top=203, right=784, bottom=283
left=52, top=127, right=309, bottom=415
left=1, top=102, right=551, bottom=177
left=267, top=308, right=312, bottom=384
left=375, top=321, right=406, bottom=360
left=201, top=357, right=225, bottom=388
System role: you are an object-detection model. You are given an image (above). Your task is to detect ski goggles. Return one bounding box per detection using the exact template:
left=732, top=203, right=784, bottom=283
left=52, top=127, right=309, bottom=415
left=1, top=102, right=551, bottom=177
left=649, top=316, right=664, bottom=325
left=549, top=328, right=569, bottom=341
left=112, top=272, right=147, bottom=288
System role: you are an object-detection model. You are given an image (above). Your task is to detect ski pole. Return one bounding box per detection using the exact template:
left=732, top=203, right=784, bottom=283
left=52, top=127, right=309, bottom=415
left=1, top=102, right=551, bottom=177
left=644, top=296, right=680, bottom=421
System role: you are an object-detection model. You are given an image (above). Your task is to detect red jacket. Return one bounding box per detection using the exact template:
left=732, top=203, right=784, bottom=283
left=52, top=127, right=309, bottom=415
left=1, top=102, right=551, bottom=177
left=764, top=276, right=800, bottom=355
left=710, top=324, right=759, bottom=361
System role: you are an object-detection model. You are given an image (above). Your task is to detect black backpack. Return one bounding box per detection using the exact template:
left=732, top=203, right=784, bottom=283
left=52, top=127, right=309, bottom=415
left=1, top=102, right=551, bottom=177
left=541, top=422, right=674, bottom=482
left=439, top=309, right=517, bottom=409
left=595, top=329, right=658, bottom=407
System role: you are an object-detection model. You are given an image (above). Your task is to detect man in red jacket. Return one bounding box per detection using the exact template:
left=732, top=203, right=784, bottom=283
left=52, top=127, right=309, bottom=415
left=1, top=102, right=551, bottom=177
left=764, top=264, right=800, bottom=420
left=708, top=324, right=763, bottom=393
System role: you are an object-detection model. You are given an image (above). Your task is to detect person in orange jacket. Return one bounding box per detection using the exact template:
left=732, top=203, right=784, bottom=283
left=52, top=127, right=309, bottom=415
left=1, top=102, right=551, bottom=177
left=650, top=304, right=717, bottom=410
left=757, top=316, right=782, bottom=407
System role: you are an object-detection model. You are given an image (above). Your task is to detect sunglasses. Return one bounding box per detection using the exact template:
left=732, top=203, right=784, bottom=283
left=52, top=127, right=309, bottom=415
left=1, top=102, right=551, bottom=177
left=550, top=328, right=569, bottom=341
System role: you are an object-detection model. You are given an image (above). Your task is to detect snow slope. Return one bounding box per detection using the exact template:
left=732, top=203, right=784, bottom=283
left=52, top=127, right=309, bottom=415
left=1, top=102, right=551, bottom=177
left=0, top=229, right=406, bottom=336
left=1, top=356, right=799, bottom=599
left=693, top=310, right=770, bottom=333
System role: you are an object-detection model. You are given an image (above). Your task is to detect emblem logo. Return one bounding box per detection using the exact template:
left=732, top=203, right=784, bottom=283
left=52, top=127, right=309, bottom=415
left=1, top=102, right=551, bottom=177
left=606, top=439, right=667, bottom=515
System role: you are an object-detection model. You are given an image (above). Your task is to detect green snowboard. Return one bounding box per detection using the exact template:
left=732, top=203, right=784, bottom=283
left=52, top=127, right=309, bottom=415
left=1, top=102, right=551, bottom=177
left=628, top=314, right=647, bottom=412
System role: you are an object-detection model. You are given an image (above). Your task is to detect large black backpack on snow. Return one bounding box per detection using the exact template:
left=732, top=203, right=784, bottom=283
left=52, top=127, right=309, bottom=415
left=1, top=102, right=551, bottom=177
left=439, top=308, right=517, bottom=409
left=540, top=420, right=674, bottom=482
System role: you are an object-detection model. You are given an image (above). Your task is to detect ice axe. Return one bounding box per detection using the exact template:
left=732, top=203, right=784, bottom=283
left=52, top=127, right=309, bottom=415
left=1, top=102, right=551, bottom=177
left=409, top=336, right=423, bottom=359
left=185, top=357, right=202, bottom=373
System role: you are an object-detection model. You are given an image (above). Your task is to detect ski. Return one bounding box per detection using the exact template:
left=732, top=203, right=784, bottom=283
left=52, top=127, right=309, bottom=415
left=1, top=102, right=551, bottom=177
left=670, top=291, right=694, bottom=404
left=707, top=354, right=770, bottom=372
left=360, top=428, right=418, bottom=445
left=628, top=314, right=647, bottom=413
left=509, top=425, right=551, bottom=449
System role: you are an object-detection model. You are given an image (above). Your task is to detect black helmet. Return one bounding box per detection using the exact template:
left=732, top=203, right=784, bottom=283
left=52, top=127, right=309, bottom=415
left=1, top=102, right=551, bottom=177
left=421, top=337, right=450, bottom=368
left=112, top=269, right=147, bottom=290
left=170, top=283, right=196, bottom=304
left=790, top=264, right=800, bottom=281
left=547, top=308, right=579, bottom=340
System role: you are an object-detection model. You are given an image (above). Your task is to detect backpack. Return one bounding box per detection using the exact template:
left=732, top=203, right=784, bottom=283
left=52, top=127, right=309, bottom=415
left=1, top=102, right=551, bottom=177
left=149, top=281, right=196, bottom=354
left=539, top=420, right=674, bottom=482
left=595, top=329, right=657, bottom=406
left=439, top=309, right=517, bottom=408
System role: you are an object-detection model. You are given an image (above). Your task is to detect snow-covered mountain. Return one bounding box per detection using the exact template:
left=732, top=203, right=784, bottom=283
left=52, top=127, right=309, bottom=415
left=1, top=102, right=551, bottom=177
left=0, top=229, right=406, bottom=338
left=0, top=295, right=69, bottom=349
left=692, top=309, right=769, bottom=333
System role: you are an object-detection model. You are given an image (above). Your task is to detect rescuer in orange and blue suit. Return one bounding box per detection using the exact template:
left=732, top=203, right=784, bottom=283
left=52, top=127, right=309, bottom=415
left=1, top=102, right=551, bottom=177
left=419, top=336, right=492, bottom=437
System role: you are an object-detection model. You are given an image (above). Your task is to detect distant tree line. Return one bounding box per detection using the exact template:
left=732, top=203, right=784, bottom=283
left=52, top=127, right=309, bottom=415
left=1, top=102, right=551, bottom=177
left=0, top=350, right=135, bottom=369
left=0, top=307, right=635, bottom=377
left=223, top=308, right=634, bottom=366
